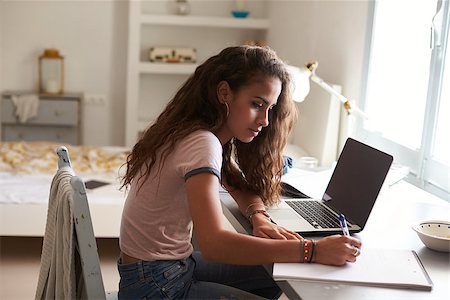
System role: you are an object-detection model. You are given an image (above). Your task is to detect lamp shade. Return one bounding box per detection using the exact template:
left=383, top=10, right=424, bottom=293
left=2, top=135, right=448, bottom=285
left=287, top=65, right=311, bottom=102
left=287, top=61, right=368, bottom=119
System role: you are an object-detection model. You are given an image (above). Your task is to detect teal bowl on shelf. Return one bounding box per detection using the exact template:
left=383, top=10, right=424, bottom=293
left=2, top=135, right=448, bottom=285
left=231, top=10, right=250, bottom=18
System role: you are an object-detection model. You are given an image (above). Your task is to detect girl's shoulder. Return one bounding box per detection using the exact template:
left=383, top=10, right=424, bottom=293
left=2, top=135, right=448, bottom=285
left=183, top=130, right=221, bottom=148
left=174, top=129, right=223, bottom=171
left=174, top=130, right=222, bottom=159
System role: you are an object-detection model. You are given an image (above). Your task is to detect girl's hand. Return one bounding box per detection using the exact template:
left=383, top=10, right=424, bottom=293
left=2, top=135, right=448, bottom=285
left=313, top=235, right=362, bottom=266
left=251, top=213, right=302, bottom=240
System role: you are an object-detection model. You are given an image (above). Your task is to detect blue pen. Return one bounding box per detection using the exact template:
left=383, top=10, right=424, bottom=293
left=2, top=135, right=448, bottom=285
left=339, top=214, right=350, bottom=236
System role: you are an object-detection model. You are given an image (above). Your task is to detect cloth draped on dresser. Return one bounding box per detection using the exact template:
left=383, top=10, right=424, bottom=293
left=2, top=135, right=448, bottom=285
left=10, top=94, right=40, bottom=123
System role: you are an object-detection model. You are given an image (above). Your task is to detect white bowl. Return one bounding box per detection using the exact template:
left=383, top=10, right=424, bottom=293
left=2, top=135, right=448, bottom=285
left=412, top=220, right=450, bottom=252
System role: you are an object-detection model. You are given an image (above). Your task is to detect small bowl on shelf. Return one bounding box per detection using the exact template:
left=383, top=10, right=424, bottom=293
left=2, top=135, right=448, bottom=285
left=231, top=10, right=250, bottom=18
left=412, top=220, right=450, bottom=252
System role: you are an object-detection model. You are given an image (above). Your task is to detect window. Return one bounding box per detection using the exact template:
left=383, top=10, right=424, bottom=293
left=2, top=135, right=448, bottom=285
left=358, top=0, right=449, bottom=199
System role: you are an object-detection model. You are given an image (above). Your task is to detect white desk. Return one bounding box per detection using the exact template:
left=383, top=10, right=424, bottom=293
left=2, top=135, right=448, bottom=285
left=220, top=180, right=450, bottom=299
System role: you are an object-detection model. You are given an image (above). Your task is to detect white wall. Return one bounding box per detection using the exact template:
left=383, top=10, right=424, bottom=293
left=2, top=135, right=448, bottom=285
left=0, top=1, right=3, bottom=93
left=0, top=0, right=128, bottom=146
left=0, top=1, right=3, bottom=136
left=267, top=0, right=370, bottom=160
left=1, top=0, right=370, bottom=150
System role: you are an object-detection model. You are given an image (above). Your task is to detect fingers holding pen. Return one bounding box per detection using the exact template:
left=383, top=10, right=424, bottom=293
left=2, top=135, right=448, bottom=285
left=343, top=235, right=362, bottom=250
left=338, top=214, right=362, bottom=261
left=342, top=235, right=362, bottom=262
left=314, top=235, right=362, bottom=265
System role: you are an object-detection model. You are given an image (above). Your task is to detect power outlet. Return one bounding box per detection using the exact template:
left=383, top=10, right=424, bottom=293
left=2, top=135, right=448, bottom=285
left=84, top=94, right=106, bottom=105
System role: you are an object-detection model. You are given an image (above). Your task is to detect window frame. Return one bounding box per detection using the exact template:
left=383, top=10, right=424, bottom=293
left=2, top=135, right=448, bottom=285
left=356, top=0, right=450, bottom=200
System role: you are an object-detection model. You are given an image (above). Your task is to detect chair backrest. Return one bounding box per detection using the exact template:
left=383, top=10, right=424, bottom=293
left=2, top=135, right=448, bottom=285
left=58, top=146, right=107, bottom=299
left=71, top=176, right=107, bottom=299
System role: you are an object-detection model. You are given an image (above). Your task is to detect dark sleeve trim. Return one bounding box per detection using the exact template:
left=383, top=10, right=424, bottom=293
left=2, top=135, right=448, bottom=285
left=184, top=167, right=221, bottom=181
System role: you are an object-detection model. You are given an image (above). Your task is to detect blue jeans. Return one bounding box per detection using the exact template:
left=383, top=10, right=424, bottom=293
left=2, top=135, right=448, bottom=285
left=117, top=251, right=281, bottom=299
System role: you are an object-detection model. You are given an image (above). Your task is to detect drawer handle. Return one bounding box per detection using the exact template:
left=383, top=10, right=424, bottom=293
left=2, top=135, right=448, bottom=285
left=54, top=110, right=62, bottom=116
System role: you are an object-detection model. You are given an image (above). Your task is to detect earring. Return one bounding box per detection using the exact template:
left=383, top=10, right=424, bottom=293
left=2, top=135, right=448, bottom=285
left=223, top=102, right=229, bottom=117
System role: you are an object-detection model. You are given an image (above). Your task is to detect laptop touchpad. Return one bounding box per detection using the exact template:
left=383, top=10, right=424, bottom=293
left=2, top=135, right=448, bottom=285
left=270, top=209, right=299, bottom=220
left=269, top=208, right=315, bottom=230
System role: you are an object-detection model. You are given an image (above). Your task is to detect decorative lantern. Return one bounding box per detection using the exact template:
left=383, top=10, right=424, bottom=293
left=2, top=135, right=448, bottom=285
left=38, top=48, right=64, bottom=94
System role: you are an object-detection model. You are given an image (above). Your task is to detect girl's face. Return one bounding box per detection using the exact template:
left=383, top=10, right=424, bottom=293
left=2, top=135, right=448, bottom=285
left=216, top=76, right=282, bottom=145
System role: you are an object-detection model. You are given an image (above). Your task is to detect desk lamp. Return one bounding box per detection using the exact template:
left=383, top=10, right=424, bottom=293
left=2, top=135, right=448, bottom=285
left=288, top=61, right=368, bottom=119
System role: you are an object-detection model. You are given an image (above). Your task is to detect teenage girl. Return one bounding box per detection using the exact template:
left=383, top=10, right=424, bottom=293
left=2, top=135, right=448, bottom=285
left=118, top=45, right=362, bottom=299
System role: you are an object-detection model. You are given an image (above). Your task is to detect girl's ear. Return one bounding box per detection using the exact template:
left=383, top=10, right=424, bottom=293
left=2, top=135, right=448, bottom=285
left=217, top=80, right=231, bottom=104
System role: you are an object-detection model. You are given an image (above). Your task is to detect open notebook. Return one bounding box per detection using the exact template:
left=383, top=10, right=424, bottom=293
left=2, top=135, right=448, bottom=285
left=273, top=248, right=433, bottom=291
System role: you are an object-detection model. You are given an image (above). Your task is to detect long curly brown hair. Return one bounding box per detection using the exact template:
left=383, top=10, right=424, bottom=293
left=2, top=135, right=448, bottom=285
left=121, top=45, right=297, bottom=206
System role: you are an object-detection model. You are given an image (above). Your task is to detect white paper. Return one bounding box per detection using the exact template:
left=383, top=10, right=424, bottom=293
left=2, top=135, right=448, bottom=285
left=273, top=248, right=432, bottom=290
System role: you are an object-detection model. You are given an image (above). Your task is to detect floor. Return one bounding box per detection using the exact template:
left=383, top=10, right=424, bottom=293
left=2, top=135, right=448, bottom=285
left=0, top=236, right=120, bottom=300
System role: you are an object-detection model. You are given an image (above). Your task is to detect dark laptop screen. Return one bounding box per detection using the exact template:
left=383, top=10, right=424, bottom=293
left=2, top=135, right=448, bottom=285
left=322, top=138, right=393, bottom=227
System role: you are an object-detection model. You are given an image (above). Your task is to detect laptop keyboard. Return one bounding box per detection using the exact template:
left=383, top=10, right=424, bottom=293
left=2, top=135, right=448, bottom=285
left=285, top=200, right=341, bottom=229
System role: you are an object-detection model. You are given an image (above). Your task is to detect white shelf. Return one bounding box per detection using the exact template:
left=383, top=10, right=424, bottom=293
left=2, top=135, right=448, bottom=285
left=140, top=14, right=270, bottom=29
left=125, top=1, right=269, bottom=146
left=139, top=62, right=198, bottom=75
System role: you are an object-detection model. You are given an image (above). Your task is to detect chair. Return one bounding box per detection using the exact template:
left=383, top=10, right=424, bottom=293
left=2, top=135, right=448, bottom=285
left=35, top=146, right=117, bottom=300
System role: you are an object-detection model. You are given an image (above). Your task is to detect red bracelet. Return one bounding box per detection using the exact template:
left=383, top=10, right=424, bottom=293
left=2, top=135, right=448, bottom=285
left=300, top=239, right=314, bottom=263
left=304, top=240, right=309, bottom=262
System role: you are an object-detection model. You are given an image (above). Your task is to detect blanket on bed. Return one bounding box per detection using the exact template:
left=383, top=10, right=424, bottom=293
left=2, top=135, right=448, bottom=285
left=0, top=141, right=130, bottom=175
left=0, top=141, right=129, bottom=206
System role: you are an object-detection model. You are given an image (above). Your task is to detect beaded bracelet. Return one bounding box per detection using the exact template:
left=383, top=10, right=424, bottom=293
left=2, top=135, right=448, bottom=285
left=245, top=203, right=265, bottom=217
left=247, top=210, right=271, bottom=225
left=300, top=239, right=315, bottom=263
left=304, top=240, right=310, bottom=262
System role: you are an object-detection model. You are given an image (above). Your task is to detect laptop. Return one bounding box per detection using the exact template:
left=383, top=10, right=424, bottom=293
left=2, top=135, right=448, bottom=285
left=268, top=138, right=393, bottom=236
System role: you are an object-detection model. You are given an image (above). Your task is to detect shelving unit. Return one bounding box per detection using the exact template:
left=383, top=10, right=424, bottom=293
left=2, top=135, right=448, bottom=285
left=125, top=0, right=269, bottom=146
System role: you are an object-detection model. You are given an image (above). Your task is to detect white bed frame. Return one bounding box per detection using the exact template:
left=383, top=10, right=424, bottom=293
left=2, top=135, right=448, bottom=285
left=0, top=203, right=123, bottom=238
left=0, top=146, right=125, bottom=238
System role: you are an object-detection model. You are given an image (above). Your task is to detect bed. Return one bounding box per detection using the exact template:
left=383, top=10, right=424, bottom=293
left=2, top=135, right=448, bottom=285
left=0, top=141, right=129, bottom=238
left=0, top=139, right=322, bottom=238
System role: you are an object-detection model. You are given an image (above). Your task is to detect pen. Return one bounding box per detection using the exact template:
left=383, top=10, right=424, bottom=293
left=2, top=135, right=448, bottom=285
left=339, top=214, right=350, bottom=236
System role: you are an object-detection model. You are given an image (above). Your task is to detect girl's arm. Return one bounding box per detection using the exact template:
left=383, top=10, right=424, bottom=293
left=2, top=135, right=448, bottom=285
left=186, top=172, right=361, bottom=266
left=226, top=185, right=301, bottom=240
left=222, top=159, right=300, bottom=240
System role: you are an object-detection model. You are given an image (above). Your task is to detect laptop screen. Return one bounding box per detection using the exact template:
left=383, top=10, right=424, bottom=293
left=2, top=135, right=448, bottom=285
left=322, top=138, right=393, bottom=227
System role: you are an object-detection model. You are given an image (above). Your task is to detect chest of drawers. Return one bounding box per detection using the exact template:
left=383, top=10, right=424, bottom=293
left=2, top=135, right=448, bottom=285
left=1, top=92, right=82, bottom=145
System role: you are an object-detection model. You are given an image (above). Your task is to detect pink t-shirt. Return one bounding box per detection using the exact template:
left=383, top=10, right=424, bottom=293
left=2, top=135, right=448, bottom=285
left=119, top=130, right=223, bottom=261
